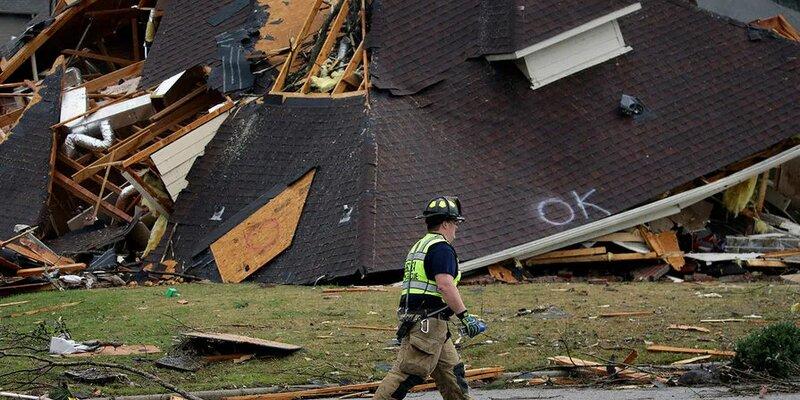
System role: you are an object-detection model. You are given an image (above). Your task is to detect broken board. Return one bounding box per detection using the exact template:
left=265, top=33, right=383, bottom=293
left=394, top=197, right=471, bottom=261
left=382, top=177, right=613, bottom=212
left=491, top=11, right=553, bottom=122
left=182, top=331, right=301, bottom=353
left=211, top=169, right=315, bottom=283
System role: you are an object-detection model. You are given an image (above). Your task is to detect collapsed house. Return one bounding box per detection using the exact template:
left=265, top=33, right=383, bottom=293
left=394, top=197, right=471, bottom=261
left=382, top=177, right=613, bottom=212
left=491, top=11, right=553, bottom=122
left=2, top=0, right=800, bottom=291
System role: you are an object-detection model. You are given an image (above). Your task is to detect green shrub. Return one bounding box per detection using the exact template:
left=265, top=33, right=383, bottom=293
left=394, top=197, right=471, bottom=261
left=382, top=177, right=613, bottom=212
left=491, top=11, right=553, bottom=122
left=732, top=322, right=800, bottom=378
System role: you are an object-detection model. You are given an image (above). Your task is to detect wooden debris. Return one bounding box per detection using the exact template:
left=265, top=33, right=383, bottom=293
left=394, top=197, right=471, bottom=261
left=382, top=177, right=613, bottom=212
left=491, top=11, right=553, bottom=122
left=66, top=344, right=161, bottom=357
left=646, top=344, right=735, bottom=357
left=548, top=356, right=655, bottom=382
left=182, top=332, right=302, bottom=352
left=591, top=232, right=643, bottom=243
left=0, top=300, right=29, bottom=308
left=222, top=367, right=504, bottom=400
left=668, top=324, right=711, bottom=333
left=530, top=247, right=607, bottom=260
left=15, top=263, right=86, bottom=277
left=211, top=170, right=315, bottom=283
left=4, top=301, right=81, bottom=318
left=670, top=355, right=713, bottom=365
left=746, top=259, right=788, bottom=268
left=488, top=264, right=519, bottom=283
left=781, top=274, right=800, bottom=284
left=700, top=318, right=746, bottom=323
left=599, top=311, right=652, bottom=318
left=527, top=251, right=663, bottom=265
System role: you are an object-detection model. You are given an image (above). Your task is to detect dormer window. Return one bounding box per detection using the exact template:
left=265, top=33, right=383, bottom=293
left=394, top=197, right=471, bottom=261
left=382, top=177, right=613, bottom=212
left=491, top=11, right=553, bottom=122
left=486, top=3, right=641, bottom=89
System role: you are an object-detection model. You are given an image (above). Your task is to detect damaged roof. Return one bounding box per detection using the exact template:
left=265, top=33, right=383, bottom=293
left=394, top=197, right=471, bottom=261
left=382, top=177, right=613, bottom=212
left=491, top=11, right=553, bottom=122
left=139, top=0, right=256, bottom=87
left=0, top=70, right=61, bottom=237
left=163, top=0, right=800, bottom=283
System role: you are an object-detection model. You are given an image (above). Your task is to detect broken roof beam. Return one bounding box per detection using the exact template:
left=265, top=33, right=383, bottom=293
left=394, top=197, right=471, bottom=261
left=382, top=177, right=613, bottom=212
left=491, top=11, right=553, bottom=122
left=332, top=41, right=364, bottom=94
left=120, top=167, right=172, bottom=216
left=57, top=152, right=123, bottom=194
left=300, top=0, right=351, bottom=94
left=122, top=99, right=234, bottom=168
left=52, top=172, right=132, bottom=222
left=79, top=61, right=143, bottom=93
left=61, top=50, right=136, bottom=67
left=0, top=0, right=102, bottom=83
left=272, top=0, right=325, bottom=93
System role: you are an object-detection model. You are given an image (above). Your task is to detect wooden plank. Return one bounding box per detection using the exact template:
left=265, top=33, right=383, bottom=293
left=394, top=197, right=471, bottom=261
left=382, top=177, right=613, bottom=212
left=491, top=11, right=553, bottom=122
left=80, top=61, right=143, bottom=93
left=548, top=356, right=654, bottom=382
left=488, top=264, right=519, bottom=283
left=0, top=108, right=24, bottom=127
left=61, top=49, right=136, bottom=66
left=591, top=232, right=643, bottom=243
left=15, top=263, right=86, bottom=277
left=530, top=247, right=607, bottom=260
left=746, top=259, right=788, bottom=268
left=671, top=355, right=713, bottom=365
left=321, top=287, right=388, bottom=293
left=223, top=368, right=504, bottom=400
left=66, top=344, right=161, bottom=357
left=763, top=248, right=800, bottom=258
left=599, top=311, right=652, bottom=318
left=17, top=237, right=74, bottom=265
left=149, top=85, right=206, bottom=121
left=271, top=0, right=325, bottom=92
left=300, top=0, right=350, bottom=94
left=4, top=301, right=81, bottom=318
left=53, top=172, right=132, bottom=222
left=0, top=300, right=29, bottom=307
left=182, top=332, right=301, bottom=352
left=341, top=325, right=395, bottom=332
left=526, top=251, right=662, bottom=265
left=668, top=324, right=711, bottom=333
left=211, top=170, right=316, bottom=283
left=646, top=344, right=735, bottom=357
left=332, top=41, right=364, bottom=94
left=0, top=0, right=101, bottom=83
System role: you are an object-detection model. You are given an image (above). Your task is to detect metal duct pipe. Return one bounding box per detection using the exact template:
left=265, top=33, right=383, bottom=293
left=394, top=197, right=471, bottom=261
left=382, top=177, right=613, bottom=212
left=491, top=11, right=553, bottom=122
left=64, top=120, right=115, bottom=158
left=114, top=185, right=138, bottom=209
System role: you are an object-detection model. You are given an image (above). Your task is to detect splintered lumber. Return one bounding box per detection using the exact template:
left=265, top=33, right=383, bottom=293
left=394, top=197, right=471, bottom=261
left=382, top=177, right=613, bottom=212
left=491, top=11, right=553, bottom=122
left=0, top=300, right=29, bottom=307
left=0, top=108, right=24, bottom=127
left=668, top=324, right=711, bottom=333
left=80, top=61, right=143, bottom=93
left=746, top=259, right=788, bottom=268
left=66, top=344, right=161, bottom=357
left=300, top=0, right=351, bottom=94
left=591, top=232, right=643, bottom=243
left=222, top=367, right=504, bottom=400
left=211, top=170, right=316, bottom=283
left=0, top=0, right=102, bottom=83
left=15, top=263, right=86, bottom=277
left=53, top=172, right=132, bottom=222
left=61, top=50, right=135, bottom=66
left=762, top=248, right=800, bottom=258
left=332, top=41, right=364, bottom=94
left=548, top=356, right=654, bottom=382
left=4, top=301, right=81, bottom=318
left=488, top=264, right=519, bottom=283
left=271, top=0, right=325, bottom=92
left=671, top=355, right=713, bottom=365
left=526, top=251, right=661, bottom=265
left=640, top=228, right=685, bottom=271
left=599, top=311, right=652, bottom=318
left=182, top=332, right=301, bottom=353
left=646, top=344, right=735, bottom=357
left=122, top=100, right=234, bottom=168
left=529, top=247, right=607, bottom=260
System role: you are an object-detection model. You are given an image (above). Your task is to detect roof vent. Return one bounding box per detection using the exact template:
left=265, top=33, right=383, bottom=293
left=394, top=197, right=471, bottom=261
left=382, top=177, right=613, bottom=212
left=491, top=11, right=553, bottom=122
left=619, top=94, right=644, bottom=116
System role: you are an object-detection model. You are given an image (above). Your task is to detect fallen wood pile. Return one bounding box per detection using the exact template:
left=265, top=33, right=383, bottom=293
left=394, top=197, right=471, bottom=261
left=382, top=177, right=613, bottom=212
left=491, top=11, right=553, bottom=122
left=222, top=367, right=504, bottom=400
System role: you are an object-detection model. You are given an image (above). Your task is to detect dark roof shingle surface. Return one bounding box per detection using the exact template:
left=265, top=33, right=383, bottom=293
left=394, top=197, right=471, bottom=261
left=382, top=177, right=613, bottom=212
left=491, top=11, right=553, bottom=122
left=0, top=70, right=61, bottom=237
left=165, top=0, right=800, bottom=283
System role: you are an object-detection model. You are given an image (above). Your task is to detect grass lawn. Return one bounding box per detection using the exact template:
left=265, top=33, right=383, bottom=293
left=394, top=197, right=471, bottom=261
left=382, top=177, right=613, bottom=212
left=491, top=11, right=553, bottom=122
left=1, top=281, right=798, bottom=396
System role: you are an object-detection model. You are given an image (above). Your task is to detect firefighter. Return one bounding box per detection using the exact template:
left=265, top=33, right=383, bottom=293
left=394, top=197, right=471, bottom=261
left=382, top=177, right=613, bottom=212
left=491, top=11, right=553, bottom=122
left=373, top=196, right=486, bottom=400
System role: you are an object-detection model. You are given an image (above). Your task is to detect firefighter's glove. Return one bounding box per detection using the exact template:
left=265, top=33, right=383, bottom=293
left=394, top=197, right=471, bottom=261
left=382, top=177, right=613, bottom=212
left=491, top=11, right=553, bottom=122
left=458, top=311, right=485, bottom=338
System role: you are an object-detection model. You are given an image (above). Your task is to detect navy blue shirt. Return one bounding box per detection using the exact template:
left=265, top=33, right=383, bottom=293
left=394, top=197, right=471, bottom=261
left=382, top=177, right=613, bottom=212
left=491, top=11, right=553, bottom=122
left=399, top=241, right=458, bottom=316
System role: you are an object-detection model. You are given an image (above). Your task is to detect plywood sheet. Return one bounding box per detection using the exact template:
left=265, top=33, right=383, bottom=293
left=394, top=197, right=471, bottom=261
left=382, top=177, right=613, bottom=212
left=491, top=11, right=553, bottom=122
left=211, top=169, right=315, bottom=283
left=255, top=0, right=327, bottom=55
left=182, top=331, right=301, bottom=351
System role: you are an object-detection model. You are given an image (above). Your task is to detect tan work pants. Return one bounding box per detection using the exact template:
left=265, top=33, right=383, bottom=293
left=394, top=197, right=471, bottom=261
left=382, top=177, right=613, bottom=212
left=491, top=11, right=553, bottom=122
left=373, top=318, right=471, bottom=400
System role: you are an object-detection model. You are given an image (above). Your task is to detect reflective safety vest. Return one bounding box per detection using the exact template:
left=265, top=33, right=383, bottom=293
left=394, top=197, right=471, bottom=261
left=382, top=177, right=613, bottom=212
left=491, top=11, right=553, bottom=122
left=401, top=233, right=461, bottom=298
